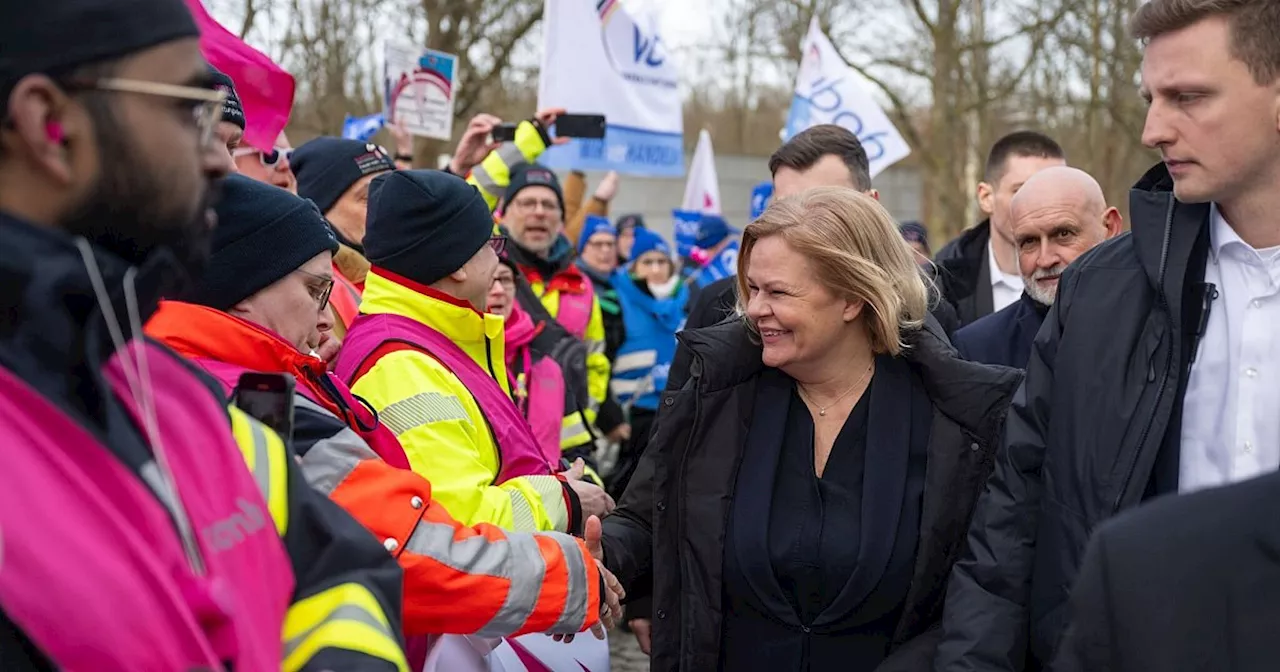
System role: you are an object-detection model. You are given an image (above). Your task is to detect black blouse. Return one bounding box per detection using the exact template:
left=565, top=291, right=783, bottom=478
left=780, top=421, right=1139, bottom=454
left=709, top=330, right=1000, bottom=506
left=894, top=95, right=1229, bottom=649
left=769, top=385, right=871, bottom=624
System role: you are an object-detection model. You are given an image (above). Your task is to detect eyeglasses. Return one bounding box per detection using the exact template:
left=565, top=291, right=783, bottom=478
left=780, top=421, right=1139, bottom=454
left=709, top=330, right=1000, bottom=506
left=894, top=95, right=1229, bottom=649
left=233, top=146, right=294, bottom=168
left=512, top=197, right=562, bottom=214
left=294, top=269, right=334, bottom=309
left=62, top=77, right=227, bottom=148
left=488, top=235, right=508, bottom=256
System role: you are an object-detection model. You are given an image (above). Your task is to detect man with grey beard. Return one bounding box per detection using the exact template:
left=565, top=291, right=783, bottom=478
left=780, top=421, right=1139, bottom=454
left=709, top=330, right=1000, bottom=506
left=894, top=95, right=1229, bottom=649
left=952, top=166, right=1123, bottom=368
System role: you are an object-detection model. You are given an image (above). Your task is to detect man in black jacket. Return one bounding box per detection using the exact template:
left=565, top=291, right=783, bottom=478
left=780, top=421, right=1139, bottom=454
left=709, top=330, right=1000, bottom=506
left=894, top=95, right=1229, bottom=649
left=952, top=166, right=1123, bottom=369
left=934, top=132, right=1065, bottom=327
left=936, top=0, right=1280, bottom=669
left=1053, top=469, right=1280, bottom=672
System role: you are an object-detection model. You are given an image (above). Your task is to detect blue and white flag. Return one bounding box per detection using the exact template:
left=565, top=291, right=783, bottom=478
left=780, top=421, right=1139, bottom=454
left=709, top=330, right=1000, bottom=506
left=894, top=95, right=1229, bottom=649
left=784, top=19, right=911, bottom=178
left=342, top=113, right=385, bottom=142
left=750, top=181, right=774, bottom=220
left=537, top=0, right=685, bottom=177
left=672, top=209, right=702, bottom=260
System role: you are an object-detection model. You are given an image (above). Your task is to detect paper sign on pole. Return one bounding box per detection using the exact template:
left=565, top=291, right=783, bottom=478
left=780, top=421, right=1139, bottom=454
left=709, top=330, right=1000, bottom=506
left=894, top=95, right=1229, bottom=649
left=537, top=0, right=685, bottom=177
left=682, top=130, right=721, bottom=214
left=784, top=19, right=911, bottom=177
left=384, top=44, right=457, bottom=141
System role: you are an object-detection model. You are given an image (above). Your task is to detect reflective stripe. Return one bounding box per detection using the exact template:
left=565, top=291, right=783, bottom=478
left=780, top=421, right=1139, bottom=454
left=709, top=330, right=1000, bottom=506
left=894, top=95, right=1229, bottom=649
left=525, top=475, right=570, bottom=531
left=402, top=519, right=589, bottom=636
left=587, top=339, right=607, bottom=356
left=611, top=378, right=645, bottom=395
left=548, top=532, right=590, bottom=632
left=380, top=391, right=470, bottom=435
left=229, top=407, right=289, bottom=535
left=282, top=582, right=408, bottom=672
left=295, top=396, right=377, bottom=495
left=507, top=487, right=538, bottom=531
left=560, top=415, right=590, bottom=445
left=614, top=350, right=657, bottom=373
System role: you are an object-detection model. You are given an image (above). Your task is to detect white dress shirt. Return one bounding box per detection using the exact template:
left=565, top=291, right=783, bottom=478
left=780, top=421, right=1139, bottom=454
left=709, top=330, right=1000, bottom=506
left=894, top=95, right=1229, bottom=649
left=987, top=238, right=1024, bottom=313
left=1179, top=205, right=1280, bottom=493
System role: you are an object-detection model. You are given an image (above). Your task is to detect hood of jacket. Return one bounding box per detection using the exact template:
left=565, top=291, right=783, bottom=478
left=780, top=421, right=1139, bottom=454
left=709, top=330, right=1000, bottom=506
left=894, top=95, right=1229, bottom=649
left=678, top=313, right=1022, bottom=437
left=0, top=211, right=187, bottom=429
left=146, top=299, right=337, bottom=404
left=506, top=231, right=575, bottom=281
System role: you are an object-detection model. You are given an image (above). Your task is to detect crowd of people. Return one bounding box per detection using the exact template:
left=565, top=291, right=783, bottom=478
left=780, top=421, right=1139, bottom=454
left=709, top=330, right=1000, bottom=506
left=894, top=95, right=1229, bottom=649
left=3, top=0, right=1279, bottom=671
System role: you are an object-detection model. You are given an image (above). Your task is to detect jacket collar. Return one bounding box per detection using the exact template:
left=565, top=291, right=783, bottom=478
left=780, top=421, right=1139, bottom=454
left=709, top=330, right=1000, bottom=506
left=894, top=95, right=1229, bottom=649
left=503, top=301, right=538, bottom=352
left=360, top=267, right=506, bottom=345
left=146, top=300, right=327, bottom=383
left=0, top=211, right=183, bottom=424
left=1129, top=162, right=1212, bottom=323
left=679, top=315, right=1022, bottom=436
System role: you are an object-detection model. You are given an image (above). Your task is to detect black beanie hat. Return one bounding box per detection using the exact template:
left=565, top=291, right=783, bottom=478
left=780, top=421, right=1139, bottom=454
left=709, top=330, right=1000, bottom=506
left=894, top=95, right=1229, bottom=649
left=0, top=0, right=198, bottom=102
left=292, top=137, right=397, bottom=214
left=365, top=170, right=494, bottom=286
left=504, top=163, right=565, bottom=214
left=185, top=174, right=340, bottom=311
left=207, top=67, right=246, bottom=131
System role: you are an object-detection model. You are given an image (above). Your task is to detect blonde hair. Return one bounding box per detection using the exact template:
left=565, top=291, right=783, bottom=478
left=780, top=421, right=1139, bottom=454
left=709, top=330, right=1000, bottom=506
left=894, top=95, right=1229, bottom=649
left=735, top=187, right=929, bottom=355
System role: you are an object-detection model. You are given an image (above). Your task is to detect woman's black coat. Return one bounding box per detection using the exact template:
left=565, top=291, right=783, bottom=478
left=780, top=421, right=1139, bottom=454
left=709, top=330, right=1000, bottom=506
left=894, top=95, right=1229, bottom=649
left=600, top=316, right=1023, bottom=671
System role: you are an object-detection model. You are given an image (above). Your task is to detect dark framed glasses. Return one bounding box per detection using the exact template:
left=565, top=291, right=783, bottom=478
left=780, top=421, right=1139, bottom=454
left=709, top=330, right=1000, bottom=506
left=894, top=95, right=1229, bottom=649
left=294, top=269, right=334, bottom=309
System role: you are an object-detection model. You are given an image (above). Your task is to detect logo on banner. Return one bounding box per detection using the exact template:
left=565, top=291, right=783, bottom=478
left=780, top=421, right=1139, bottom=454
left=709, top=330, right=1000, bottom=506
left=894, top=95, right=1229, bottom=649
left=597, top=0, right=677, bottom=89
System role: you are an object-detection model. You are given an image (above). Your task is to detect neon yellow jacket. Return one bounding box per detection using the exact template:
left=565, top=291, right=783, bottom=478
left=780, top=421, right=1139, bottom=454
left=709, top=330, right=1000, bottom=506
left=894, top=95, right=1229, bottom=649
left=348, top=270, right=576, bottom=533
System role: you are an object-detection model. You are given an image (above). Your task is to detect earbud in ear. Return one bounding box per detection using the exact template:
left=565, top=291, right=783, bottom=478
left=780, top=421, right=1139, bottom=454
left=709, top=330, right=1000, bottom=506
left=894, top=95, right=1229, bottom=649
left=45, top=121, right=65, bottom=145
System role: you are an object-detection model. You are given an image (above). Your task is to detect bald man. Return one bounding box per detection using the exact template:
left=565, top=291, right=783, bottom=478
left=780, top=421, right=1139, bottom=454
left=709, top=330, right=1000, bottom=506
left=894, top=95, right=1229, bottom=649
left=952, top=167, right=1123, bottom=368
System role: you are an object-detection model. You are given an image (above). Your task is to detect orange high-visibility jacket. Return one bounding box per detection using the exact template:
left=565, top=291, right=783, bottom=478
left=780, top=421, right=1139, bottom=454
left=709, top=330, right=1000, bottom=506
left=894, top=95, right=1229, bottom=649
left=147, top=300, right=602, bottom=638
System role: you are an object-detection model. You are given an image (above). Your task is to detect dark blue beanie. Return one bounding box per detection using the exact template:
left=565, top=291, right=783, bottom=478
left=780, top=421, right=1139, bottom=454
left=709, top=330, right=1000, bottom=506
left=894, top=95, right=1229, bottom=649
left=208, top=66, right=245, bottom=130
left=185, top=174, right=339, bottom=311
left=365, top=170, right=494, bottom=286
left=292, top=137, right=396, bottom=214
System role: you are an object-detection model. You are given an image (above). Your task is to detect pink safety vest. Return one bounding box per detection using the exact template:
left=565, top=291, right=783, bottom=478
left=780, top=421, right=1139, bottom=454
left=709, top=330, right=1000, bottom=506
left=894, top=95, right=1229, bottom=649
left=335, top=312, right=555, bottom=481
left=504, top=307, right=567, bottom=464
left=550, top=278, right=594, bottom=341
left=0, top=344, right=294, bottom=670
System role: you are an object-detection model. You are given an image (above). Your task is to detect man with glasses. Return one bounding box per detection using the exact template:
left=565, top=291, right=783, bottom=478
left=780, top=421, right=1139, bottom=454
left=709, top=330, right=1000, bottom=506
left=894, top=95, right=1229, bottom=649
left=0, top=1, right=408, bottom=670
left=501, top=163, right=613, bottom=461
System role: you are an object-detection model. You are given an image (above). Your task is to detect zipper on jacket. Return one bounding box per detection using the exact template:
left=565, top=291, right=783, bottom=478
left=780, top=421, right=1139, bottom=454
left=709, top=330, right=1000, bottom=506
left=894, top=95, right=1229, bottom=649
left=1113, top=198, right=1177, bottom=512
left=674, top=352, right=704, bottom=665
left=483, top=335, right=504, bottom=482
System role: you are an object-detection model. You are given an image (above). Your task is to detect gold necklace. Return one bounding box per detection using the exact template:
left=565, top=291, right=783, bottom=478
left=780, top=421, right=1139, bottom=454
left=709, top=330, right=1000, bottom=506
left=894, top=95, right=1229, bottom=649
left=798, top=360, right=874, bottom=417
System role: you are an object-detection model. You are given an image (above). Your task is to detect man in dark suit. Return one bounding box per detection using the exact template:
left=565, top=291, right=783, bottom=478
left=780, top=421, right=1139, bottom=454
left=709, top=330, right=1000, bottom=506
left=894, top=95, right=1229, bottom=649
left=1054, top=468, right=1280, bottom=672
left=952, top=166, right=1122, bottom=368
left=935, top=132, right=1066, bottom=327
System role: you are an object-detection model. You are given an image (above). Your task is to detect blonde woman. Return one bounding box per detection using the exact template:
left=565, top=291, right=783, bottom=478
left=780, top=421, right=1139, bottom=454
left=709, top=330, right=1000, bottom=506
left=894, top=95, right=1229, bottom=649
left=599, top=187, right=1023, bottom=671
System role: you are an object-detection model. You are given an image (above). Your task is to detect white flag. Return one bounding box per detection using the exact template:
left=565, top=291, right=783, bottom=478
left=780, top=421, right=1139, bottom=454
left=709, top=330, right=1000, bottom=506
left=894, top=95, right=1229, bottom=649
left=682, top=129, right=721, bottom=214
left=537, top=0, right=685, bottom=177
left=784, top=19, right=911, bottom=178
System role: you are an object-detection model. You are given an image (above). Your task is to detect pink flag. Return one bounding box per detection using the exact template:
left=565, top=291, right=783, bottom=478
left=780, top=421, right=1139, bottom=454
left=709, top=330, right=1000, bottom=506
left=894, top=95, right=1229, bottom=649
left=185, top=0, right=295, bottom=151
